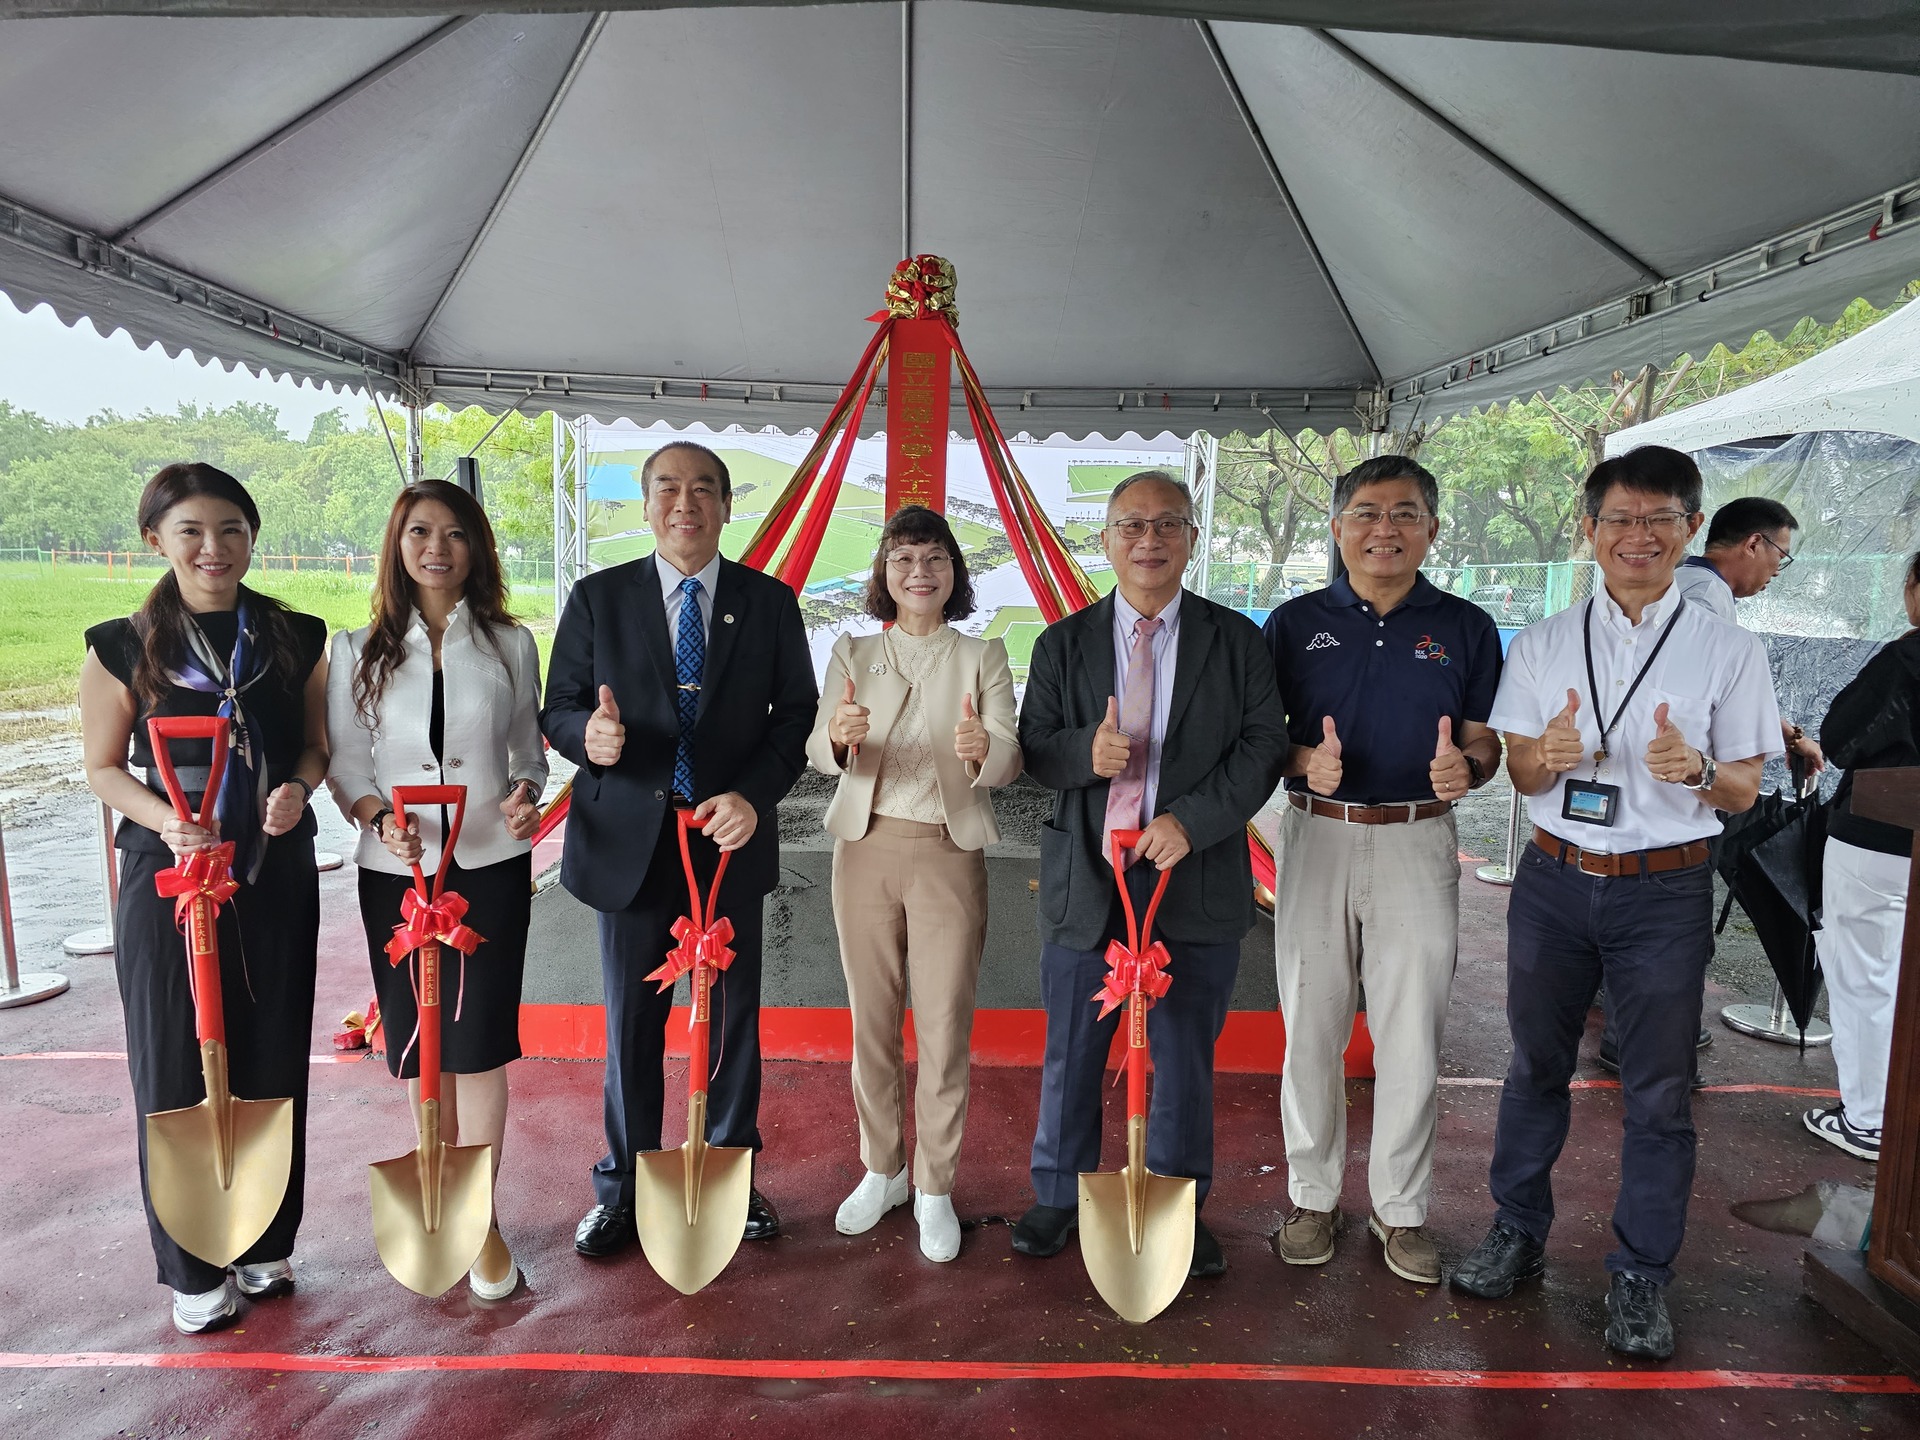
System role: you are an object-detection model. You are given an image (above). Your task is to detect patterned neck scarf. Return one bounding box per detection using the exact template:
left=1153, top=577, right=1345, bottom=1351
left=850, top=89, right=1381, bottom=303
left=167, top=598, right=272, bottom=884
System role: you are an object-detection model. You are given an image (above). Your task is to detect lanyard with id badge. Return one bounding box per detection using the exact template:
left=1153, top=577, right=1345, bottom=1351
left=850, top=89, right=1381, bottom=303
left=1562, top=597, right=1686, bottom=827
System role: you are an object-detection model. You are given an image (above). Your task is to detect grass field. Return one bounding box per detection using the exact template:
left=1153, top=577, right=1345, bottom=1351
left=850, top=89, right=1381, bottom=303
left=1066, top=463, right=1143, bottom=496
left=0, top=562, right=554, bottom=713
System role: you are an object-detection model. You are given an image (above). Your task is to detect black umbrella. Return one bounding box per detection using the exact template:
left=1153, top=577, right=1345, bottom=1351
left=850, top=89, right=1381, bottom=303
left=1712, top=761, right=1829, bottom=1038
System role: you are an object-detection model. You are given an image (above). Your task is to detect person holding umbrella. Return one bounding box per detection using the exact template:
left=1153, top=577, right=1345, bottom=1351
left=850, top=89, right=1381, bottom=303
left=326, top=478, right=547, bottom=1300
left=808, top=505, right=1021, bottom=1262
left=79, top=463, right=329, bottom=1334
left=1451, top=445, right=1782, bottom=1360
left=1801, top=551, right=1920, bottom=1161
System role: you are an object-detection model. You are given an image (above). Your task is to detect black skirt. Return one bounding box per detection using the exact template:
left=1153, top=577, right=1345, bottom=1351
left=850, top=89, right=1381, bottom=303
left=359, top=850, right=532, bottom=1079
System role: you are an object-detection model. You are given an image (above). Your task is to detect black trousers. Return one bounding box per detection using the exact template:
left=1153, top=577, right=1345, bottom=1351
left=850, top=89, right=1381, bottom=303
left=1489, top=842, right=1714, bottom=1285
left=1029, top=863, right=1239, bottom=1211
left=592, top=816, right=765, bottom=1208
left=114, top=836, right=318, bottom=1293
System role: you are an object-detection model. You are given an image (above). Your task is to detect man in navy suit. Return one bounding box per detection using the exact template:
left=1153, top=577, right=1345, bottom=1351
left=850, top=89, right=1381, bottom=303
left=542, top=441, right=816, bottom=1255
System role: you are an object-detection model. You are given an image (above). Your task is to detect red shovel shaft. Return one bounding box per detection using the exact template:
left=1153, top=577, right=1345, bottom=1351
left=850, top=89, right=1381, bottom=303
left=148, top=717, right=232, bottom=1047
left=1108, top=828, right=1168, bottom=1129
left=188, top=892, right=224, bottom=1046
left=417, top=942, right=442, bottom=1103
left=390, top=785, right=471, bottom=1109
left=676, top=809, right=730, bottom=1103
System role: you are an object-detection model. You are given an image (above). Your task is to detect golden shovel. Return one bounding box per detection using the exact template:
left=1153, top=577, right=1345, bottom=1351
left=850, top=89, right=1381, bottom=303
left=1077, top=829, right=1196, bottom=1324
left=633, top=809, right=753, bottom=1295
left=368, top=785, right=495, bottom=1297
left=143, top=716, right=294, bottom=1267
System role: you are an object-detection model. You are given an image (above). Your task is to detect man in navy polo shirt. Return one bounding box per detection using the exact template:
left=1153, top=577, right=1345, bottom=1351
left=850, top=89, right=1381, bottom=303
left=1261, top=455, right=1503, bottom=1286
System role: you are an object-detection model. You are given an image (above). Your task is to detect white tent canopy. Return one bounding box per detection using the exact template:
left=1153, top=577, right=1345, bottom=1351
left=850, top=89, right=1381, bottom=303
left=1609, top=296, right=1920, bottom=453
left=4, top=1, right=1920, bottom=438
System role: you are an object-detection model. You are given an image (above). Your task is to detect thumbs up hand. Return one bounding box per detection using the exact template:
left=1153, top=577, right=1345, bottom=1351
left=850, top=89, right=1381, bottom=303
left=585, top=683, right=626, bottom=766
left=1092, top=695, right=1132, bottom=779
left=829, top=675, right=871, bottom=754
left=1645, top=701, right=1703, bottom=786
left=954, top=690, right=990, bottom=765
left=1306, top=715, right=1344, bottom=797
left=1537, top=688, right=1585, bottom=774
left=1429, top=714, right=1473, bottom=800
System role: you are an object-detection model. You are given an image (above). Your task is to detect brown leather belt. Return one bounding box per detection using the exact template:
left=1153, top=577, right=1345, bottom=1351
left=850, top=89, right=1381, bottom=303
left=1288, top=791, right=1452, bottom=825
left=1531, top=827, right=1710, bottom=877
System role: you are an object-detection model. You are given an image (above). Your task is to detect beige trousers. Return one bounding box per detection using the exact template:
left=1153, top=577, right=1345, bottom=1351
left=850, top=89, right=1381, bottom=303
left=1274, top=803, right=1460, bottom=1227
left=831, top=816, right=988, bottom=1194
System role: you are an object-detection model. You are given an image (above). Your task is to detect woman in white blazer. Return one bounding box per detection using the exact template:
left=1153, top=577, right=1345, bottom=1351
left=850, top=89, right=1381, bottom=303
left=807, top=505, right=1021, bottom=1261
left=326, top=478, right=546, bottom=1300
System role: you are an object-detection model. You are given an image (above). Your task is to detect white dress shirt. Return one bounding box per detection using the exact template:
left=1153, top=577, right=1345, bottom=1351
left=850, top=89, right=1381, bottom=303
left=1488, top=582, right=1783, bottom=853
left=1112, top=587, right=1182, bottom=822
left=657, top=550, right=721, bottom=647
left=1674, top=556, right=1739, bottom=623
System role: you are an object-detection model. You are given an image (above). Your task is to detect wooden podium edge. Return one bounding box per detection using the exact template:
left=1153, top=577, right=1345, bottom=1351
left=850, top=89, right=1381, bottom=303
left=1806, top=1246, right=1920, bottom=1377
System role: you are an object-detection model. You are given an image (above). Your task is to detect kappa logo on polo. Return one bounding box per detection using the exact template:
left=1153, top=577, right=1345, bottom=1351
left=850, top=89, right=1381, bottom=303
left=1414, top=634, right=1452, bottom=666
left=1305, top=632, right=1341, bottom=650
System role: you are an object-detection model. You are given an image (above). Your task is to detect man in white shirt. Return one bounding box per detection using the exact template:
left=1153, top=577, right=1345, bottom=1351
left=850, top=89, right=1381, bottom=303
left=1450, top=445, right=1782, bottom=1362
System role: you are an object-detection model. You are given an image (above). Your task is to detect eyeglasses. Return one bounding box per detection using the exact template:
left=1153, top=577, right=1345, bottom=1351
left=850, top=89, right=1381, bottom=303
left=1759, top=532, right=1796, bottom=570
left=886, top=551, right=953, bottom=573
left=1338, top=505, right=1431, bottom=528
left=1593, top=510, right=1693, bottom=537
left=1105, top=518, right=1195, bottom=540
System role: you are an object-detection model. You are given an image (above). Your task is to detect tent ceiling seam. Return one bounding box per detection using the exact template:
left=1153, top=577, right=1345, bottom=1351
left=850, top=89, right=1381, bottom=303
left=1195, top=19, right=1383, bottom=388
left=1390, top=176, right=1920, bottom=405
left=108, top=16, right=475, bottom=247
left=1306, top=28, right=1662, bottom=285
left=0, top=186, right=406, bottom=387
left=408, top=11, right=609, bottom=358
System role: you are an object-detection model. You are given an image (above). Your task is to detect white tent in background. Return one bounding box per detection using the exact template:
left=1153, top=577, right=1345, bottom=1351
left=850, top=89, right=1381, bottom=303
left=1609, top=297, right=1920, bottom=455
left=3, top=2, right=1920, bottom=439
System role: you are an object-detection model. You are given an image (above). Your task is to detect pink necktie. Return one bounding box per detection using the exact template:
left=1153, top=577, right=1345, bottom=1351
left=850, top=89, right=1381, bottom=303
left=1102, top=616, right=1163, bottom=869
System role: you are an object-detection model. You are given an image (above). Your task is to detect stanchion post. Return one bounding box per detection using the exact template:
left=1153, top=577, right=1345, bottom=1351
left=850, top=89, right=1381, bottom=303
left=1475, top=786, right=1522, bottom=888
left=0, top=819, right=70, bottom=1009
left=62, top=800, right=117, bottom=956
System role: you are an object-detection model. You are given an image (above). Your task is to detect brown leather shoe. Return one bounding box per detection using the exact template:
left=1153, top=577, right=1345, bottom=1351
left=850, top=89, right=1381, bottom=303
left=1369, top=1212, right=1441, bottom=1284
left=1269, top=1206, right=1343, bottom=1265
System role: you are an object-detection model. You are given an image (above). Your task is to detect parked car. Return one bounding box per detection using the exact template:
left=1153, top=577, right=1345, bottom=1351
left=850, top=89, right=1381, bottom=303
left=1468, top=583, right=1546, bottom=626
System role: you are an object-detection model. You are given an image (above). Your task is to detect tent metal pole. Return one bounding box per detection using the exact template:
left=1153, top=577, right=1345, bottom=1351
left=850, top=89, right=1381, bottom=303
left=111, top=18, right=476, bottom=246
left=573, top=418, right=591, bottom=587
left=1304, top=29, right=1661, bottom=286
left=405, top=403, right=424, bottom=484
left=901, top=1, right=914, bottom=258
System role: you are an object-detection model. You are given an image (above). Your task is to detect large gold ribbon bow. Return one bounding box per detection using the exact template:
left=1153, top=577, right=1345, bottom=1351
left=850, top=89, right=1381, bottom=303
left=154, top=842, right=240, bottom=924
left=386, top=888, right=484, bottom=964
left=646, top=914, right=737, bottom=994
left=873, top=254, right=959, bottom=323
left=1091, top=937, right=1172, bottom=1021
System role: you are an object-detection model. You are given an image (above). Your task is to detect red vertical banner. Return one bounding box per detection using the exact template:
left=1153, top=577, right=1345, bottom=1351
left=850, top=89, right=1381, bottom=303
left=885, top=318, right=951, bottom=514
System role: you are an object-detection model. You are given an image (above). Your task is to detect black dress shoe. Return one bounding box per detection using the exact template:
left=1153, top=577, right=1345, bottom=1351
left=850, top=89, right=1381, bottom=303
left=1605, top=1271, right=1675, bottom=1359
left=1011, top=1203, right=1078, bottom=1257
left=575, top=1203, right=636, bottom=1258
left=1450, top=1221, right=1545, bottom=1299
left=743, top=1187, right=780, bottom=1241
left=1697, top=1026, right=1712, bottom=1050
left=1190, top=1218, right=1226, bottom=1277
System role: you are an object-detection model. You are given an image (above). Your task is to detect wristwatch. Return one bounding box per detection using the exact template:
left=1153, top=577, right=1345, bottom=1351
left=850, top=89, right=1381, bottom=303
left=1687, top=754, right=1718, bottom=792
left=1464, top=753, right=1486, bottom=788
left=369, top=805, right=394, bottom=837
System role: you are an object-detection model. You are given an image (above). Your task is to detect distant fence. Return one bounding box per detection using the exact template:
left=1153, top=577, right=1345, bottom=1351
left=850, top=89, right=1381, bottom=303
left=0, top=547, right=555, bottom=587
left=1203, top=558, right=1600, bottom=624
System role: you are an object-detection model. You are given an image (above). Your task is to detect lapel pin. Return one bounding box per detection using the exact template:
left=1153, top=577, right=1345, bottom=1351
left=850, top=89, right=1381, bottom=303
left=722, top=613, right=734, bottom=624
left=869, top=663, right=888, bottom=675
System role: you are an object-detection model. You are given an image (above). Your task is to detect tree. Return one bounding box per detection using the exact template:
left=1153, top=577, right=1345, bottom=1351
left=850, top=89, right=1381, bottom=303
left=1422, top=400, right=1586, bottom=564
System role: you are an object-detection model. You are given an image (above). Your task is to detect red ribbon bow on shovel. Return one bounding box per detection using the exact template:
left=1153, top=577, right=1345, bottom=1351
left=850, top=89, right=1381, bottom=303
left=386, top=887, right=485, bottom=965
left=646, top=913, right=737, bottom=993
left=1092, top=936, right=1172, bottom=1021
left=154, top=842, right=240, bottom=927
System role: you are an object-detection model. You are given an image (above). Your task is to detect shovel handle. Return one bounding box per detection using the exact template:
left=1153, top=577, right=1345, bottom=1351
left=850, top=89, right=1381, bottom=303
left=391, top=787, right=468, bottom=1103
left=147, top=716, right=230, bottom=833
left=1107, top=830, right=1173, bottom=956
left=1109, top=830, right=1174, bottom=1128
left=675, top=809, right=731, bottom=1101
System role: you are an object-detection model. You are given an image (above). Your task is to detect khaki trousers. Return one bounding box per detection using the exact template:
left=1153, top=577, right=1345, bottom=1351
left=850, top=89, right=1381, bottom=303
left=1274, top=802, right=1460, bottom=1226
left=832, top=817, right=988, bottom=1194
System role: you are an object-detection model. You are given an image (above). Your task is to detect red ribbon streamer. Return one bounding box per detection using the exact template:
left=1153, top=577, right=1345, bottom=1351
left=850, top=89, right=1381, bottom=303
left=153, top=843, right=239, bottom=926
left=645, top=915, right=737, bottom=994
left=1091, top=937, right=1172, bottom=1020
left=385, top=888, right=484, bottom=965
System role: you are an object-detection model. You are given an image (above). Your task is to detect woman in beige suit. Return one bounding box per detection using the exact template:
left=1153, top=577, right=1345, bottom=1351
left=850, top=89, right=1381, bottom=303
left=808, top=505, right=1021, bottom=1262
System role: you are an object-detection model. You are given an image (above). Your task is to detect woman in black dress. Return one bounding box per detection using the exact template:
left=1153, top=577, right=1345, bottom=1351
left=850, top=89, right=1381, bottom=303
left=79, top=463, right=328, bottom=1335
left=325, top=478, right=545, bottom=1300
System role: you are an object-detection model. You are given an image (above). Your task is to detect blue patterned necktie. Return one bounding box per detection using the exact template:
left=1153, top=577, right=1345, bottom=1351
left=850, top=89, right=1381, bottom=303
left=672, top=575, right=704, bottom=800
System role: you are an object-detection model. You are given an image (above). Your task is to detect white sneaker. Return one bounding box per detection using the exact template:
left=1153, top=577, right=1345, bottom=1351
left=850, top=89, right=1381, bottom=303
left=172, top=1278, right=239, bottom=1335
left=915, top=1191, right=961, bottom=1263
left=470, top=1230, right=520, bottom=1301
left=231, top=1259, right=294, bottom=1298
left=835, top=1166, right=910, bottom=1235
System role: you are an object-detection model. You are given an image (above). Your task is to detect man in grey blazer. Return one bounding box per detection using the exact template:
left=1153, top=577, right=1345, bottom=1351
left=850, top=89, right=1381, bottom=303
left=1012, top=470, right=1289, bottom=1275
